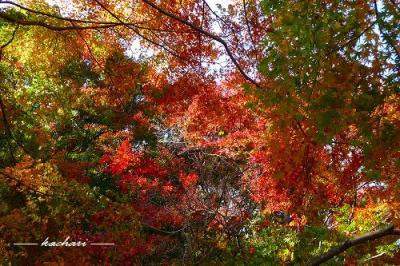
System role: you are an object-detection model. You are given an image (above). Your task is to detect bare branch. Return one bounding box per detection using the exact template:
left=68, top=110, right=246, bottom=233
left=0, top=12, right=119, bottom=31
left=311, top=225, right=400, bottom=265
left=142, top=0, right=260, bottom=87
left=93, top=0, right=182, bottom=58
left=242, top=0, right=256, bottom=50
left=0, top=24, right=18, bottom=50
left=0, top=1, right=186, bottom=33
left=0, top=1, right=114, bottom=25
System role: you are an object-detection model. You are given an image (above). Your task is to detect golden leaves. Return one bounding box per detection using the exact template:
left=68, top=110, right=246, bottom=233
left=1, top=156, right=60, bottom=195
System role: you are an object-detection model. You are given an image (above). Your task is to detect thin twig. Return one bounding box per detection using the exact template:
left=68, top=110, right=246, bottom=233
left=142, top=0, right=260, bottom=87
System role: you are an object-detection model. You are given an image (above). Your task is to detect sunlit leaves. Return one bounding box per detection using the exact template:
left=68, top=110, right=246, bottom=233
left=0, top=0, right=399, bottom=264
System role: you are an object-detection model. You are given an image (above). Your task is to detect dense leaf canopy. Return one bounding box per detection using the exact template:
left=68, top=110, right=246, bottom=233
left=0, top=0, right=399, bottom=265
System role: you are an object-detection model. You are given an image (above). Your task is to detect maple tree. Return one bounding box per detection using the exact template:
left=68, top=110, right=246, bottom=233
left=0, top=0, right=399, bottom=265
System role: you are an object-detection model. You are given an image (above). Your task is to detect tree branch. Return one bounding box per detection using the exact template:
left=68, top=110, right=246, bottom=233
left=327, top=20, right=377, bottom=55
left=0, top=1, right=183, bottom=33
left=0, top=170, right=48, bottom=197
left=0, top=1, right=114, bottom=25
left=0, top=24, right=18, bottom=51
left=1, top=0, right=260, bottom=86
left=0, top=12, right=119, bottom=31
left=310, top=225, right=400, bottom=265
left=142, top=0, right=260, bottom=87
left=93, top=0, right=182, bottom=58
left=0, top=97, right=15, bottom=164
left=0, top=26, right=18, bottom=164
left=242, top=0, right=256, bottom=50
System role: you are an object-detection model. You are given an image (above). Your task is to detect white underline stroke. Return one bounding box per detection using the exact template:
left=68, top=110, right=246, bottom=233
left=13, top=243, right=39, bottom=246
left=90, top=243, right=115, bottom=246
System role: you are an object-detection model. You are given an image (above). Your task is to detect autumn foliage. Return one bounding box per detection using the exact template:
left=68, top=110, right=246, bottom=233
left=0, top=0, right=399, bottom=265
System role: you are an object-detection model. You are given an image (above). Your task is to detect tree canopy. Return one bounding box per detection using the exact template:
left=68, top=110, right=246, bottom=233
left=0, top=0, right=399, bottom=265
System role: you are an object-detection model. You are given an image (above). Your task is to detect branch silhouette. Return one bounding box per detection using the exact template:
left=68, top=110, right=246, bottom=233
left=311, top=225, right=400, bottom=266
